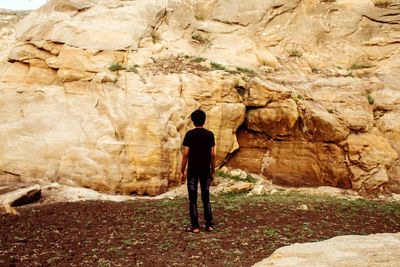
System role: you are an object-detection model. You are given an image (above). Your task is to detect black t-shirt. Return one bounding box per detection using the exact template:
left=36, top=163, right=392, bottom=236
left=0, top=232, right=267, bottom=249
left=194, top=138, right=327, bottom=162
left=182, top=128, right=215, bottom=174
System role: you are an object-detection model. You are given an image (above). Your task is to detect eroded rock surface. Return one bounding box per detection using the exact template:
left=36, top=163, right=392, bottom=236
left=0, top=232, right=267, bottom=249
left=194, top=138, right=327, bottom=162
left=0, top=0, right=399, bottom=194
left=253, top=233, right=400, bottom=267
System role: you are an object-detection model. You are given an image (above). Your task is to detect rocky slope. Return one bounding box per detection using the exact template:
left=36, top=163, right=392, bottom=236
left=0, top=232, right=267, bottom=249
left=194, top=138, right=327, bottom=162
left=0, top=0, right=399, bottom=195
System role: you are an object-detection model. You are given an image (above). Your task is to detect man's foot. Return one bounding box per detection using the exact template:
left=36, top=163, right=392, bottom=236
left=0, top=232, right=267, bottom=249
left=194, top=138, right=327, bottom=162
left=205, top=226, right=214, bottom=232
left=185, top=226, right=200, bottom=233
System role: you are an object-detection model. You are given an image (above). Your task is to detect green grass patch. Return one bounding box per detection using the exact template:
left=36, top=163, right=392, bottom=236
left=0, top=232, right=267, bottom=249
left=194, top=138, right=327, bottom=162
left=216, top=170, right=257, bottom=183
left=349, top=63, right=373, bottom=70
left=191, top=57, right=207, bottom=63
left=192, top=34, right=211, bottom=45
left=108, top=62, right=125, bottom=72
left=210, top=62, right=228, bottom=71
left=367, top=94, right=374, bottom=105
left=126, top=64, right=140, bottom=73
left=236, top=67, right=255, bottom=75
left=289, top=49, right=302, bottom=57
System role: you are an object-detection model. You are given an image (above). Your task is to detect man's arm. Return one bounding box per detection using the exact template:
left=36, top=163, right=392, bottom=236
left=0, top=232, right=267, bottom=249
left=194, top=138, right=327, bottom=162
left=180, top=146, right=189, bottom=184
left=210, top=146, right=216, bottom=181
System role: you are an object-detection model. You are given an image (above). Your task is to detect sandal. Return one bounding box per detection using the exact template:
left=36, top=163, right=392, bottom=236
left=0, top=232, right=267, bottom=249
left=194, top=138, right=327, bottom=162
left=185, top=226, right=200, bottom=233
left=205, top=226, right=214, bottom=232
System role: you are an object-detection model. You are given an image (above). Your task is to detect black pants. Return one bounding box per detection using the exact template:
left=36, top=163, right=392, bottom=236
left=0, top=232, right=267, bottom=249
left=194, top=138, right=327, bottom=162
left=187, top=172, right=213, bottom=228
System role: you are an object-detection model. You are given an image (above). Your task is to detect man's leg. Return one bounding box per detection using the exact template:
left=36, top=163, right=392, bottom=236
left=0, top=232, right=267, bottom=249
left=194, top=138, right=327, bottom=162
left=187, top=174, right=200, bottom=229
left=200, top=176, right=213, bottom=228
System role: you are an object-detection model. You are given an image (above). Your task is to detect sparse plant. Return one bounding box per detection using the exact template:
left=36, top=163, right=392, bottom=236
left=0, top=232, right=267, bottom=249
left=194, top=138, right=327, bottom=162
left=349, top=63, right=373, bottom=70
left=292, top=93, right=304, bottom=102
left=216, top=170, right=257, bottom=183
left=236, top=67, right=255, bottom=75
left=108, top=62, right=125, bottom=72
left=289, top=49, right=302, bottom=57
left=97, top=258, right=112, bottom=267
left=311, top=68, right=320, bottom=74
left=373, top=0, right=392, bottom=8
left=211, top=61, right=227, bottom=71
left=126, top=64, right=140, bottom=73
left=235, top=85, right=246, bottom=96
left=367, top=94, right=374, bottom=105
left=321, top=0, right=336, bottom=2
left=151, top=31, right=161, bottom=43
left=327, top=108, right=336, bottom=114
left=191, top=57, right=207, bottom=63
left=264, top=227, right=280, bottom=238
left=192, top=33, right=211, bottom=45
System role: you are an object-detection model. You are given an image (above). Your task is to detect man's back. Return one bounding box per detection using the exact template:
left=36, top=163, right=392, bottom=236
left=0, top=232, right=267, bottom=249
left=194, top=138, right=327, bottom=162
left=183, top=128, right=215, bottom=174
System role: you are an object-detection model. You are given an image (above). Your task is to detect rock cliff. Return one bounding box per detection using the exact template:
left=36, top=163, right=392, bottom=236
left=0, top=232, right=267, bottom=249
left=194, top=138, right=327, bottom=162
left=0, top=0, right=399, bottom=195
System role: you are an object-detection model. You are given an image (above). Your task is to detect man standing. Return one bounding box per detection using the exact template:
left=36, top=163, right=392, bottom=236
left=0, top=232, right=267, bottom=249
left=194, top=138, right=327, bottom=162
left=180, top=109, right=215, bottom=233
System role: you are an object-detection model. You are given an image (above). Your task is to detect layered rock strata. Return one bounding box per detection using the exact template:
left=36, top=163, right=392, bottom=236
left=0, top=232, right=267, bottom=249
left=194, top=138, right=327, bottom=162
left=0, top=0, right=399, bottom=195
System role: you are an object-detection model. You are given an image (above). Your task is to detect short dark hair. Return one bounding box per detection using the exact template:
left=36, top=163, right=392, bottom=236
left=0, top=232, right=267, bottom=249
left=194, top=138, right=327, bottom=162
left=191, top=109, right=206, bottom=126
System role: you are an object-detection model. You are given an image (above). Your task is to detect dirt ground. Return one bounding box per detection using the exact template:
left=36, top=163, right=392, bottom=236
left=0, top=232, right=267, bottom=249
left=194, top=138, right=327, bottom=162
left=1, top=192, right=400, bottom=267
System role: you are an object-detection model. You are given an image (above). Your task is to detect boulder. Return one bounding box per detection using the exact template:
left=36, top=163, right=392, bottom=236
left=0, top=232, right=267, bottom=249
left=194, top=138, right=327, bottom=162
left=227, top=130, right=351, bottom=189
left=253, top=233, right=400, bottom=267
left=343, top=131, right=398, bottom=192
left=225, top=181, right=254, bottom=193
left=246, top=99, right=299, bottom=139
left=0, top=184, right=41, bottom=207
left=302, top=101, right=350, bottom=143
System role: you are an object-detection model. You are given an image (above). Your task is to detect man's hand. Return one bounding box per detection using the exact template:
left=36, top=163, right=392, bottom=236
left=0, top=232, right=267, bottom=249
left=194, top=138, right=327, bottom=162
left=180, top=172, right=186, bottom=184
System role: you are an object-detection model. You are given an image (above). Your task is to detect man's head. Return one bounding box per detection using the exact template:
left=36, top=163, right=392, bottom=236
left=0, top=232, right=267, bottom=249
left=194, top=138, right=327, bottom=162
left=191, top=109, right=206, bottom=127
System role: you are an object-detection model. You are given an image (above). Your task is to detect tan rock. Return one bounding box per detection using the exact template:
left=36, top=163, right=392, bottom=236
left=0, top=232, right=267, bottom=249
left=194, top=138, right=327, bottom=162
left=244, top=78, right=292, bottom=107
left=0, top=205, right=19, bottom=215
left=377, top=110, right=400, bottom=193
left=345, top=132, right=398, bottom=171
left=57, top=68, right=96, bottom=82
left=253, top=233, right=400, bottom=267
left=16, top=0, right=168, bottom=50
left=8, top=43, right=52, bottom=63
left=303, top=101, right=350, bottom=143
left=227, top=130, right=351, bottom=189
left=371, top=88, right=400, bottom=111
left=225, top=181, right=254, bottom=193
left=47, top=46, right=125, bottom=73
left=0, top=184, right=41, bottom=206
left=246, top=99, right=299, bottom=138
left=344, top=131, right=398, bottom=192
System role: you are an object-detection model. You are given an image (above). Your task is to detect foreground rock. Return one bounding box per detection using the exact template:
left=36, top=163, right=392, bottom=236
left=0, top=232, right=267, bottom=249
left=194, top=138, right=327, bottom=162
left=253, top=233, right=400, bottom=267
left=0, top=184, right=41, bottom=206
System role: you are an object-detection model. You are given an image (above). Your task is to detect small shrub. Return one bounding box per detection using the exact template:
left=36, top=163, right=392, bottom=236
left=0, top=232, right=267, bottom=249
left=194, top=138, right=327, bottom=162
left=235, top=86, right=246, bottom=96
left=327, top=108, right=336, bottom=114
left=108, top=62, right=125, bottom=72
left=191, top=57, right=207, bottom=63
left=367, top=94, right=374, bottom=105
left=126, top=64, right=140, bottom=73
left=292, top=94, right=304, bottom=102
left=211, top=62, right=227, bottom=71
left=151, top=32, right=161, bottom=43
left=216, top=170, right=257, bottom=184
left=192, top=34, right=211, bottom=45
left=289, top=49, right=302, bottom=57
left=349, top=63, right=373, bottom=70
left=373, top=0, right=391, bottom=8
left=236, top=67, right=255, bottom=75
left=311, top=68, right=320, bottom=74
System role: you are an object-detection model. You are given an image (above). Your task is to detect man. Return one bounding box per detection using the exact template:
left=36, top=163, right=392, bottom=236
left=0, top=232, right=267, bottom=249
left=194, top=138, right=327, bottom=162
left=180, top=109, right=215, bottom=233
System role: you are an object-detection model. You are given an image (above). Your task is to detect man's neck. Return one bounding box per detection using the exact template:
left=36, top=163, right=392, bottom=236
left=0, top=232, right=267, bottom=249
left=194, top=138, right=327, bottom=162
left=195, top=126, right=204, bottom=128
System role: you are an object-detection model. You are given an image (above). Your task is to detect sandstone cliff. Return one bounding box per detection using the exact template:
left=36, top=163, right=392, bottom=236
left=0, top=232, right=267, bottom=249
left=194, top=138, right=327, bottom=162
left=0, top=0, right=399, bottom=195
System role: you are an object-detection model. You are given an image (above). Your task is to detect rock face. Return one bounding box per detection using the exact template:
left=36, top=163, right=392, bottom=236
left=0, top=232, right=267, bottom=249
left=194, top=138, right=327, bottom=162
left=0, top=184, right=41, bottom=206
left=0, top=0, right=399, bottom=195
left=253, top=233, right=400, bottom=267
